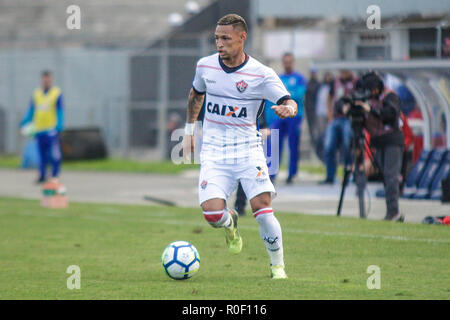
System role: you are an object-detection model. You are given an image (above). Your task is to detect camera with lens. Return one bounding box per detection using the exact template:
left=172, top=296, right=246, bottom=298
left=335, top=89, right=371, bottom=133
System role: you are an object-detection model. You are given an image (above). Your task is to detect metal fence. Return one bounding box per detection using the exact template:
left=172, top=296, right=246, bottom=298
left=129, top=34, right=216, bottom=159
left=3, top=41, right=448, bottom=162
left=0, top=38, right=217, bottom=160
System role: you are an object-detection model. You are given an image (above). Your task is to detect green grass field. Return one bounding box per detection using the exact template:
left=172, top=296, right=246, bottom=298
left=0, top=197, right=449, bottom=300
left=0, top=156, right=326, bottom=176
left=0, top=156, right=199, bottom=174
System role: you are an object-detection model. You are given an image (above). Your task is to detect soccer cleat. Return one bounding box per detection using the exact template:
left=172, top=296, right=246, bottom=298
left=271, top=265, right=288, bottom=279
left=224, top=209, right=243, bottom=254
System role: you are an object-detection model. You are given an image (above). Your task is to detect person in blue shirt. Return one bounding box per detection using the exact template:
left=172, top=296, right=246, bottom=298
left=20, top=71, right=64, bottom=183
left=265, top=53, right=306, bottom=184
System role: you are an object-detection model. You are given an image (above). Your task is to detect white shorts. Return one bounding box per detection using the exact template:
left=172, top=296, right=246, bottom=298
left=198, top=159, right=276, bottom=205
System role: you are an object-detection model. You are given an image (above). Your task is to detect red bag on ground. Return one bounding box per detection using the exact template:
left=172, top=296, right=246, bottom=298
left=442, top=216, right=450, bottom=225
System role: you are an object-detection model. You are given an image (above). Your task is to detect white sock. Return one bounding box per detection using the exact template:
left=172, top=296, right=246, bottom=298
left=254, top=207, right=284, bottom=267
left=203, top=208, right=232, bottom=228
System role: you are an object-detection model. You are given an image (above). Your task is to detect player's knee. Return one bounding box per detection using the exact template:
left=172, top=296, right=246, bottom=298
left=250, top=194, right=271, bottom=214
left=201, top=199, right=226, bottom=227
left=202, top=209, right=226, bottom=228
left=255, top=201, right=271, bottom=212
left=201, top=199, right=225, bottom=212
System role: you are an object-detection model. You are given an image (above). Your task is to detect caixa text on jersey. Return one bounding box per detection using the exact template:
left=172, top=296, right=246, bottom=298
left=206, top=102, right=248, bottom=118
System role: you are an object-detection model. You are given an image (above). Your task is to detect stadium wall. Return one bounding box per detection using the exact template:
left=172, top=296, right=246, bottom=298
left=0, top=48, right=130, bottom=155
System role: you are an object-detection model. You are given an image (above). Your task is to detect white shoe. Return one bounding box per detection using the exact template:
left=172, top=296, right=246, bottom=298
left=270, top=265, right=288, bottom=279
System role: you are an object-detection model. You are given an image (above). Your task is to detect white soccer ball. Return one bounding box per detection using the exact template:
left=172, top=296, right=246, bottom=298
left=161, top=241, right=200, bottom=280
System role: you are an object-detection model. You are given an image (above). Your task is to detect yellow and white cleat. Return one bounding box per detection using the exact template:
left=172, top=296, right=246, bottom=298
left=271, top=265, right=288, bottom=279
left=224, top=209, right=243, bottom=254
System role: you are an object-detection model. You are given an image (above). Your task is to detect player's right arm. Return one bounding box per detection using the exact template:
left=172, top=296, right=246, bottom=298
left=182, top=88, right=205, bottom=160
left=186, top=88, right=205, bottom=124
left=182, top=59, right=207, bottom=161
left=264, top=67, right=297, bottom=119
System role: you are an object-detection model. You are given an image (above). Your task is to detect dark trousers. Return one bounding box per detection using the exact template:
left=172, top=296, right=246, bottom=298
left=268, top=116, right=303, bottom=179
left=234, top=182, right=247, bottom=213
left=324, top=118, right=353, bottom=182
left=374, top=145, right=403, bottom=216
left=36, top=132, right=62, bottom=180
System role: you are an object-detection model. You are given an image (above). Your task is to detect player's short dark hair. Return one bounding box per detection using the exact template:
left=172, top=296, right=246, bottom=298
left=283, top=52, right=294, bottom=59
left=41, top=70, right=52, bottom=77
left=217, top=14, right=248, bottom=33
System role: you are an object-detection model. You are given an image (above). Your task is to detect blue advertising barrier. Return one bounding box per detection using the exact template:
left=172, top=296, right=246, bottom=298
left=429, top=151, right=450, bottom=200
left=402, top=149, right=433, bottom=198
left=413, top=149, right=448, bottom=199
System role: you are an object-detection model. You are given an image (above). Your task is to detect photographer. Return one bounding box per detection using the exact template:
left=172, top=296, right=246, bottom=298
left=345, top=72, right=405, bottom=222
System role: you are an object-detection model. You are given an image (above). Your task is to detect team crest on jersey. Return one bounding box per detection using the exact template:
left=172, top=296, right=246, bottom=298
left=236, top=80, right=248, bottom=93
left=200, top=180, right=208, bottom=189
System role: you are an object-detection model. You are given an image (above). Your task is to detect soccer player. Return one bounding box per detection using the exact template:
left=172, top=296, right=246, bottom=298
left=20, top=71, right=64, bottom=183
left=182, top=14, right=297, bottom=279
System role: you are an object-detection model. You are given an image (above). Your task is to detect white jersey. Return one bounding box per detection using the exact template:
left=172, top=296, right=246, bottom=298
left=192, top=53, right=290, bottom=163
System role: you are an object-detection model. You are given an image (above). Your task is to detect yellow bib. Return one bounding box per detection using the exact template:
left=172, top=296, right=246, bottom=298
left=33, top=86, right=61, bottom=132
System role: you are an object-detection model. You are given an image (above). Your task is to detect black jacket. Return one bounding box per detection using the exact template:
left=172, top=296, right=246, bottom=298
left=365, top=91, right=404, bottom=148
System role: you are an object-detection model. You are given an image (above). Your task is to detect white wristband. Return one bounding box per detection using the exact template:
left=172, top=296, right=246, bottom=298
left=184, top=123, right=195, bottom=135
left=286, top=105, right=295, bottom=116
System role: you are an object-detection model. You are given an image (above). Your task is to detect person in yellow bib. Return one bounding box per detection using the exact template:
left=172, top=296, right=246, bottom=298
left=20, top=71, right=64, bottom=183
